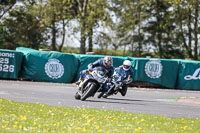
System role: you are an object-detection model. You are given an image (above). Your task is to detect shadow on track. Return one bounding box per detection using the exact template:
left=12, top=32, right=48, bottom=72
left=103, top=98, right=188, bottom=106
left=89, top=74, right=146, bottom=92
left=105, top=97, right=157, bottom=103
left=85, top=97, right=146, bottom=105
left=106, top=97, right=144, bottom=102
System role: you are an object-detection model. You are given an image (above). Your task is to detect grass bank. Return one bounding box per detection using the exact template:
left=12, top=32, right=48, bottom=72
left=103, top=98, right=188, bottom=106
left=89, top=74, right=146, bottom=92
left=0, top=98, right=199, bottom=133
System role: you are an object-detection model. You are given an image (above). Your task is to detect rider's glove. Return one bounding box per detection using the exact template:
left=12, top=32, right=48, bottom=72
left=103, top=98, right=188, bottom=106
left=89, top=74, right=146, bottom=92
left=87, top=64, right=93, bottom=72
left=88, top=67, right=93, bottom=72
left=126, top=78, right=133, bottom=84
left=123, top=78, right=133, bottom=85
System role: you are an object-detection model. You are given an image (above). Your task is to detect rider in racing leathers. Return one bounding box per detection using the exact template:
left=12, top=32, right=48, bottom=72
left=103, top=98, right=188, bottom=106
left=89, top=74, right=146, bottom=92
left=118, top=60, right=134, bottom=96
left=76, top=56, right=114, bottom=85
left=104, top=60, right=134, bottom=97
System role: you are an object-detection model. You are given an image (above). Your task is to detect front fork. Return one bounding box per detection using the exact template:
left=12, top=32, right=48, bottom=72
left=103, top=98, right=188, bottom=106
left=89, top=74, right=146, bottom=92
left=96, top=84, right=103, bottom=92
left=105, top=84, right=115, bottom=95
left=105, top=82, right=121, bottom=96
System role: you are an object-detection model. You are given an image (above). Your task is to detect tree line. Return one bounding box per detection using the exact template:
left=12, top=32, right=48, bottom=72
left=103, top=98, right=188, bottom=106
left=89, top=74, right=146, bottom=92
left=0, top=0, right=199, bottom=60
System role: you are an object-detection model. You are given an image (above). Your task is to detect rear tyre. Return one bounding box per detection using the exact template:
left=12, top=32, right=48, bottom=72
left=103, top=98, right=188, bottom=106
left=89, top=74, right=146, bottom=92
left=81, top=83, right=97, bottom=101
left=97, top=92, right=105, bottom=98
left=120, top=85, right=128, bottom=96
left=102, top=94, right=108, bottom=98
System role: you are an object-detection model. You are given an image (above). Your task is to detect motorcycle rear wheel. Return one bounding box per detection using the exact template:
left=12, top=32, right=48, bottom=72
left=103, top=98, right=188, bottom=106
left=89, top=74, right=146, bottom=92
left=97, top=92, right=105, bottom=98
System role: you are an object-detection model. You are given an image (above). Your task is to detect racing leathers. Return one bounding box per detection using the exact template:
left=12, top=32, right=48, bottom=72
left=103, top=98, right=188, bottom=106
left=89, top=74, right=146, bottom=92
left=79, top=58, right=114, bottom=82
left=118, top=65, right=134, bottom=96
left=105, top=65, right=134, bottom=96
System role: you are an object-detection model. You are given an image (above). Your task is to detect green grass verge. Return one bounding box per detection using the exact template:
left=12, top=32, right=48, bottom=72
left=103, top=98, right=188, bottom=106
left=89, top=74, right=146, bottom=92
left=0, top=98, right=199, bottom=133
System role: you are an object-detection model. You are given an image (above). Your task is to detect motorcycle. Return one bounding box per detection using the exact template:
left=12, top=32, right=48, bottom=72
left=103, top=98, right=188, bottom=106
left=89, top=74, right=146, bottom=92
left=97, top=67, right=126, bottom=98
left=75, top=67, right=108, bottom=101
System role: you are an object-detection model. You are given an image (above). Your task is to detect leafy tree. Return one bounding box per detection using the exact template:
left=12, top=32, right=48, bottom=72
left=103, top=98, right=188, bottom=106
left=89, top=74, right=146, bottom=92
left=169, top=0, right=200, bottom=60
left=94, top=32, right=111, bottom=55
left=193, top=0, right=199, bottom=60
left=0, top=0, right=17, bottom=19
left=75, top=0, right=111, bottom=54
left=0, top=22, right=4, bottom=48
left=87, top=0, right=111, bottom=52
left=2, top=3, right=47, bottom=49
left=36, top=0, right=78, bottom=51
left=110, top=0, right=149, bottom=57
left=142, top=0, right=174, bottom=58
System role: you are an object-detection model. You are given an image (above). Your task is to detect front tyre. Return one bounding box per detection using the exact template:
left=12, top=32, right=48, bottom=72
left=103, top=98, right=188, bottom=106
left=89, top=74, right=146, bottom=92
left=81, top=83, right=97, bottom=101
left=75, top=92, right=81, bottom=100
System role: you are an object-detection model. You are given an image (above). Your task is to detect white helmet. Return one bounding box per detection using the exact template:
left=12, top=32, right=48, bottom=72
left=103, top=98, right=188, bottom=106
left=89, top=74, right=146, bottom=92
left=123, top=60, right=131, bottom=71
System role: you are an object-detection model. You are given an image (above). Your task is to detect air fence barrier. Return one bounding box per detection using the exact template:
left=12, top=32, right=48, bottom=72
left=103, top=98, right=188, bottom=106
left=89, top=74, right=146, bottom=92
left=176, top=60, right=200, bottom=90
left=1, top=47, right=197, bottom=90
left=16, top=47, right=79, bottom=83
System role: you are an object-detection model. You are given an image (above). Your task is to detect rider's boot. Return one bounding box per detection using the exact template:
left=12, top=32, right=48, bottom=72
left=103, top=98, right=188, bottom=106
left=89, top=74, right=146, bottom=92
left=76, top=80, right=81, bottom=85
left=76, top=77, right=83, bottom=85
left=103, top=91, right=113, bottom=98
left=76, top=71, right=83, bottom=85
left=102, top=94, right=108, bottom=98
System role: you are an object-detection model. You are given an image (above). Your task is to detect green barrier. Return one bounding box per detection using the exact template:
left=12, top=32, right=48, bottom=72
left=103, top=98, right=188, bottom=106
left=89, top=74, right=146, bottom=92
left=129, top=58, right=179, bottom=89
left=176, top=60, right=200, bottom=90
left=0, top=49, right=23, bottom=79
left=71, top=55, right=200, bottom=90
left=16, top=47, right=79, bottom=83
left=13, top=47, right=200, bottom=90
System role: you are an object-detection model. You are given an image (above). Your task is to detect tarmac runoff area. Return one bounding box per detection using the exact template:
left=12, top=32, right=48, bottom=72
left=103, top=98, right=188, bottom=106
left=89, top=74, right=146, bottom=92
left=160, top=97, right=200, bottom=104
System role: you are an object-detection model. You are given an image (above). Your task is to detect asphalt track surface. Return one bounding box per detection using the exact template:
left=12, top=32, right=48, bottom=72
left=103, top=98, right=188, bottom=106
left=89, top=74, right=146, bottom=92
left=0, top=80, right=200, bottom=119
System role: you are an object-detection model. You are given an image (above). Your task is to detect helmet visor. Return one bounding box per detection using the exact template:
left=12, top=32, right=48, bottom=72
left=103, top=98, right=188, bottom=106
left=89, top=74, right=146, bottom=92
left=123, top=65, right=130, bottom=70
left=105, top=62, right=112, bottom=67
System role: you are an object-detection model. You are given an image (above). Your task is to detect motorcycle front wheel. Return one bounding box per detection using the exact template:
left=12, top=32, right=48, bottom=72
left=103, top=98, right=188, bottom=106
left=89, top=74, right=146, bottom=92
left=81, top=83, right=97, bottom=101
left=74, top=92, right=81, bottom=100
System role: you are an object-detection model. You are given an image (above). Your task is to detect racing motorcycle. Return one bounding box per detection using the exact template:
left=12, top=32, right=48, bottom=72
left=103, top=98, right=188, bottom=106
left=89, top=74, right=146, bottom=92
left=75, top=67, right=108, bottom=101
left=97, top=67, right=127, bottom=98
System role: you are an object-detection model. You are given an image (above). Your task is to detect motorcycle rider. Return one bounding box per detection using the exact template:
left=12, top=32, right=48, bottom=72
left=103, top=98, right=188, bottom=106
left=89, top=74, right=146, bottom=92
left=76, top=56, right=114, bottom=85
left=105, top=60, right=134, bottom=97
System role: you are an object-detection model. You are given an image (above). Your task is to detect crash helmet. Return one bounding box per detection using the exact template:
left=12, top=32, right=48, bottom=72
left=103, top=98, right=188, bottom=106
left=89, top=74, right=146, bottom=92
left=103, top=56, right=113, bottom=68
left=123, top=60, right=131, bottom=71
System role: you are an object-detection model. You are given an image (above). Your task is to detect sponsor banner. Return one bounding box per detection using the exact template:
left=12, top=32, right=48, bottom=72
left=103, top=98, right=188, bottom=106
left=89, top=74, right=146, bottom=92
left=184, top=68, right=200, bottom=80
left=176, top=60, right=200, bottom=90
left=0, top=49, right=23, bottom=79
